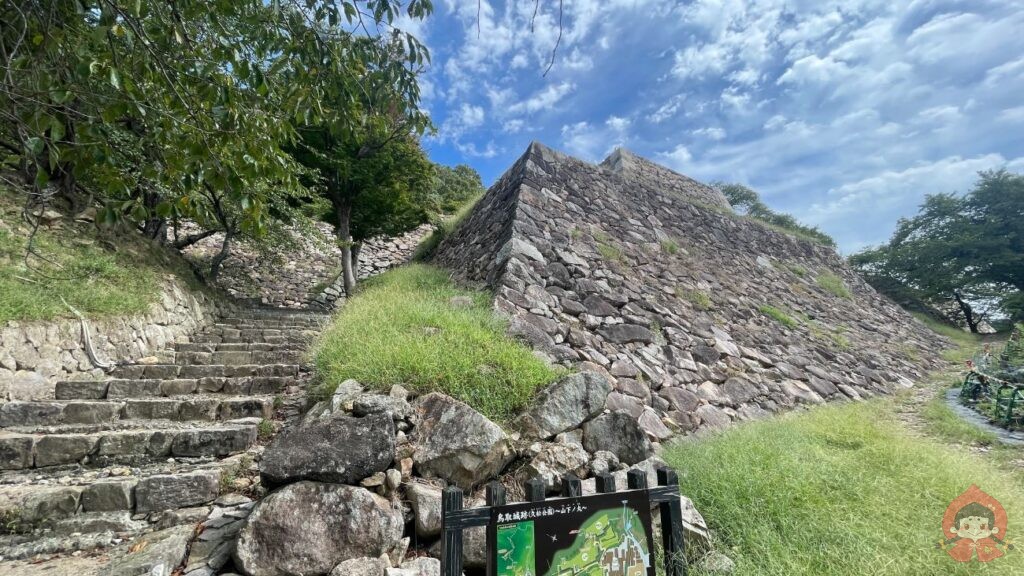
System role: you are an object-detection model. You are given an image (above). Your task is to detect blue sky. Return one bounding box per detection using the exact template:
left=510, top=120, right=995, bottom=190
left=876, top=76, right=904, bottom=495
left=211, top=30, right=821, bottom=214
left=401, top=0, right=1024, bottom=253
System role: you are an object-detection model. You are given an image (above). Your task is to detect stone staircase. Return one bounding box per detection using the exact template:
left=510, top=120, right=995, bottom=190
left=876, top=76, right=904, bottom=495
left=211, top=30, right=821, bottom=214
left=0, top=308, right=326, bottom=560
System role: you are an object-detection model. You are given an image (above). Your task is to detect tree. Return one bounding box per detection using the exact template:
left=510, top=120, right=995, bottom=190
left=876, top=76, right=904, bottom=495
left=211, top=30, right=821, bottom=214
left=288, top=32, right=433, bottom=297
left=420, top=164, right=485, bottom=216
left=716, top=182, right=836, bottom=247
left=849, top=170, right=1024, bottom=332
left=1, top=0, right=430, bottom=276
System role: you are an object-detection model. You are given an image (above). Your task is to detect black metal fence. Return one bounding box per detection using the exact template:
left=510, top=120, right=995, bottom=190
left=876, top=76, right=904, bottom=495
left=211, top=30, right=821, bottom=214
left=441, top=467, right=687, bottom=576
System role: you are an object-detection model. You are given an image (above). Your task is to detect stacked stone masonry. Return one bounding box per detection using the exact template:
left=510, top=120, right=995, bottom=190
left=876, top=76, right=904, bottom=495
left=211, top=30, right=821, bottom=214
left=179, top=222, right=433, bottom=309
left=0, top=308, right=324, bottom=563
left=1, top=278, right=222, bottom=401
left=435, top=142, right=947, bottom=440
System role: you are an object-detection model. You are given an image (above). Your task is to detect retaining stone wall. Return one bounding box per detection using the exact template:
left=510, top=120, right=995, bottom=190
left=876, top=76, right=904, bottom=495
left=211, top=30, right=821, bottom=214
left=0, top=277, right=222, bottom=401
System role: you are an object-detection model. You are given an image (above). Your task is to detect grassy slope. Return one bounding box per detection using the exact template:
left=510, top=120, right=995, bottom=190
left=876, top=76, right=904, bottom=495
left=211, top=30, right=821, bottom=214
left=313, top=264, right=560, bottom=421
left=663, top=318, right=1024, bottom=575
left=0, top=191, right=199, bottom=323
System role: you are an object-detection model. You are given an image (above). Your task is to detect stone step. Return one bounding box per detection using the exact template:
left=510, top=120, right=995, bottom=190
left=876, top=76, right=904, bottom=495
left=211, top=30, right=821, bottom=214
left=174, top=341, right=306, bottom=353
left=0, top=396, right=273, bottom=428
left=217, top=317, right=327, bottom=328
left=190, top=332, right=310, bottom=345
left=108, top=363, right=300, bottom=379
left=0, top=463, right=238, bottom=526
left=203, top=325, right=320, bottom=335
left=174, top=349, right=305, bottom=366
left=56, top=375, right=293, bottom=399
left=0, top=421, right=258, bottom=470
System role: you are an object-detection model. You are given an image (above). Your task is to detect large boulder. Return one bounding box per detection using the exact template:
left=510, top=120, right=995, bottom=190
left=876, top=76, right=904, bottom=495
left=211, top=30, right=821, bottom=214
left=514, top=371, right=612, bottom=439
left=581, top=412, right=653, bottom=465
left=516, top=441, right=590, bottom=493
left=235, top=482, right=404, bottom=576
left=260, top=413, right=395, bottom=487
left=406, top=482, right=443, bottom=538
left=411, top=393, right=513, bottom=489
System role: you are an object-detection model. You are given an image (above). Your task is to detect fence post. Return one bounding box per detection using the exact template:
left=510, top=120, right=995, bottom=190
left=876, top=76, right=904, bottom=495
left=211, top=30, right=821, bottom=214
left=657, top=468, right=686, bottom=576
left=441, top=486, right=463, bottom=576
left=627, top=468, right=647, bottom=490
left=526, top=477, right=546, bottom=502
left=486, top=482, right=506, bottom=576
left=562, top=474, right=582, bottom=497
left=595, top=473, right=616, bottom=493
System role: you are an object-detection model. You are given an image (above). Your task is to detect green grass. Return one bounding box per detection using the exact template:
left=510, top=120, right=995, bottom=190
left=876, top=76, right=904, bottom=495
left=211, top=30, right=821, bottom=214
left=678, top=288, right=713, bottom=311
left=911, top=312, right=981, bottom=364
left=919, top=395, right=997, bottom=446
left=413, top=194, right=482, bottom=261
left=0, top=207, right=166, bottom=323
left=661, top=238, right=680, bottom=255
left=759, top=304, right=798, bottom=329
left=313, top=264, right=560, bottom=421
left=663, top=401, right=1024, bottom=575
left=816, top=272, right=852, bottom=299
left=785, top=262, right=809, bottom=277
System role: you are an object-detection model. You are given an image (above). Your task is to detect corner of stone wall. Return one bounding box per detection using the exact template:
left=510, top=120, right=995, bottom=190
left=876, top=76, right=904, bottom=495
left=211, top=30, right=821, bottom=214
left=0, top=274, right=225, bottom=401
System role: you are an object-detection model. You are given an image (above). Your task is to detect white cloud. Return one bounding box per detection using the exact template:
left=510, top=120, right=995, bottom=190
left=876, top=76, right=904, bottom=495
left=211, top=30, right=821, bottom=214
left=999, top=106, right=1024, bottom=123
left=693, top=127, right=726, bottom=140
left=507, top=82, right=576, bottom=115
left=658, top=144, right=693, bottom=169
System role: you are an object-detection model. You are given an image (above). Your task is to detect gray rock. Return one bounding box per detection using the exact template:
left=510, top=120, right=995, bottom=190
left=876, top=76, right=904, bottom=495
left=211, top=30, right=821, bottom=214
left=234, top=482, right=403, bottom=576
left=35, top=434, right=98, bottom=467
left=260, top=413, right=395, bottom=487
left=660, top=387, right=699, bottom=413
left=331, top=379, right=365, bottom=412
left=691, top=344, right=721, bottom=366
left=581, top=412, right=653, bottom=465
left=515, top=371, right=612, bottom=439
left=134, top=470, right=219, bottom=513
left=82, top=479, right=136, bottom=512
left=406, top=482, right=443, bottom=538
left=411, top=393, right=513, bottom=489
left=0, top=402, right=63, bottom=427
left=101, top=525, right=193, bottom=576
left=695, top=405, right=731, bottom=430
left=387, top=557, right=441, bottom=576
left=0, top=436, right=34, bottom=469
left=331, top=556, right=389, bottom=576
left=353, top=395, right=413, bottom=420
left=599, top=324, right=655, bottom=344
left=56, top=511, right=146, bottom=535
left=517, top=441, right=590, bottom=493
left=638, top=408, right=673, bottom=441
left=721, top=376, right=757, bottom=405
left=698, top=551, right=736, bottom=574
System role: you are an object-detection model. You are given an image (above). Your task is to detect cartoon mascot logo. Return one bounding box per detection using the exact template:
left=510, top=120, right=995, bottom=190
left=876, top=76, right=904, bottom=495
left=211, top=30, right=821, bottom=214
left=940, top=485, right=1012, bottom=562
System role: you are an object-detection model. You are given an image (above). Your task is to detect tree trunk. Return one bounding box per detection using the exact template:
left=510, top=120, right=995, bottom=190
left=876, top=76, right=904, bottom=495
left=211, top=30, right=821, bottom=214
left=337, top=200, right=356, bottom=297
left=142, top=217, right=167, bottom=241
left=174, top=229, right=217, bottom=250
left=953, top=290, right=981, bottom=333
left=209, top=228, right=234, bottom=282
left=351, top=242, right=362, bottom=276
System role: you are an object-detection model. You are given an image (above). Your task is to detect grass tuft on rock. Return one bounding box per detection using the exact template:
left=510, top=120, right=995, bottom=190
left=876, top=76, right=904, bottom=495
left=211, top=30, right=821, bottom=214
left=816, top=272, right=852, bottom=299
left=313, top=264, right=560, bottom=421
left=758, top=304, right=797, bottom=329
left=663, top=401, right=1024, bottom=576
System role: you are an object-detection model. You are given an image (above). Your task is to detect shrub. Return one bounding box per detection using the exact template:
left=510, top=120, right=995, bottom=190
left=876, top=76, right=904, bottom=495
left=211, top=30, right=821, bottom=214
left=759, top=304, right=797, bottom=329
left=816, top=272, right=852, bottom=299
left=679, top=288, right=713, bottom=311
left=313, top=264, right=560, bottom=421
left=660, top=238, right=680, bottom=255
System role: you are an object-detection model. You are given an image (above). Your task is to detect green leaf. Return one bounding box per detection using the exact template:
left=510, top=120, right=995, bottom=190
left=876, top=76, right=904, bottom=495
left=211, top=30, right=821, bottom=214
left=26, top=137, right=44, bottom=156
left=49, top=117, right=65, bottom=142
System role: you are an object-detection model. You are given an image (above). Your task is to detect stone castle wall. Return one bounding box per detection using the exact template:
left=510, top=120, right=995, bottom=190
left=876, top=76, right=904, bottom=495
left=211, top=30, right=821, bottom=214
left=0, top=276, right=222, bottom=401
left=181, top=222, right=433, bottom=309
left=436, top=142, right=947, bottom=442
